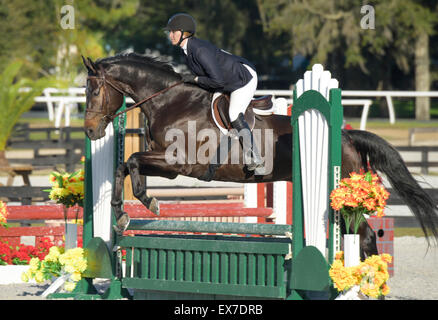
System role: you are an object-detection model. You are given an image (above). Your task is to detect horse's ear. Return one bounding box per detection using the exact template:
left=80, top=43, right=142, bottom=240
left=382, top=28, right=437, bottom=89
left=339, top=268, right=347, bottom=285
left=87, top=57, right=98, bottom=73
left=82, top=55, right=97, bottom=74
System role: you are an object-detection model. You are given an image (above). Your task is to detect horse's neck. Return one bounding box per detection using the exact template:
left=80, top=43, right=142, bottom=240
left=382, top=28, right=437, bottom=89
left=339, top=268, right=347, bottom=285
left=111, top=71, right=166, bottom=114
left=126, top=76, right=209, bottom=114
left=111, top=65, right=211, bottom=130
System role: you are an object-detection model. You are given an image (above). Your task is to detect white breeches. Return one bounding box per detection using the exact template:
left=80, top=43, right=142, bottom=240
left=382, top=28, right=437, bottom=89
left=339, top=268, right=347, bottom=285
left=228, top=64, right=258, bottom=122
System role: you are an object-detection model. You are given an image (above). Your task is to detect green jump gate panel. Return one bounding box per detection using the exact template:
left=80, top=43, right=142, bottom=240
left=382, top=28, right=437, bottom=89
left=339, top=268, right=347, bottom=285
left=119, top=234, right=291, bottom=299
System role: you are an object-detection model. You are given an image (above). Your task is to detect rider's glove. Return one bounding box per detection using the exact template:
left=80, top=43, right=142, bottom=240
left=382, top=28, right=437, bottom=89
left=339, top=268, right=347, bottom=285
left=181, top=74, right=198, bottom=84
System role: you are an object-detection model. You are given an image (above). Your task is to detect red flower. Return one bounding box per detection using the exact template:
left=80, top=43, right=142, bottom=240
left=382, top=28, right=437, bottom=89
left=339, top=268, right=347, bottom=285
left=0, top=238, right=57, bottom=265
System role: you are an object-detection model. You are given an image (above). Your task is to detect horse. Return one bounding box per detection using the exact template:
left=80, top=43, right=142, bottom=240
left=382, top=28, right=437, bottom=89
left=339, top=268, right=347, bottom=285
left=82, top=52, right=438, bottom=260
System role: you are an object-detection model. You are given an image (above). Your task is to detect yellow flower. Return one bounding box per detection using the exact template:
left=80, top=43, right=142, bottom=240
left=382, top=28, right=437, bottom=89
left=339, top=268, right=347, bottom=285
left=49, top=173, right=60, bottom=187
left=35, top=271, right=45, bottom=283
left=329, top=260, right=357, bottom=292
left=28, top=257, right=40, bottom=271
left=374, top=272, right=387, bottom=286
left=64, top=281, right=77, bottom=292
left=0, top=201, right=8, bottom=224
left=59, top=247, right=87, bottom=276
left=64, top=264, right=76, bottom=274
left=76, top=259, right=88, bottom=273
left=70, top=272, right=82, bottom=282
left=21, top=272, right=29, bottom=282
left=44, top=246, right=61, bottom=262
left=381, top=253, right=392, bottom=264
left=330, top=253, right=391, bottom=298
left=335, top=251, right=344, bottom=261
left=22, top=246, right=87, bottom=290
left=381, top=284, right=390, bottom=296
left=47, top=169, right=84, bottom=207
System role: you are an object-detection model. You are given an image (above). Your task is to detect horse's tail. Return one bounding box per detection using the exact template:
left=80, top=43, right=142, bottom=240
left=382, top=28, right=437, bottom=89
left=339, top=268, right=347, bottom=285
left=345, top=129, right=438, bottom=244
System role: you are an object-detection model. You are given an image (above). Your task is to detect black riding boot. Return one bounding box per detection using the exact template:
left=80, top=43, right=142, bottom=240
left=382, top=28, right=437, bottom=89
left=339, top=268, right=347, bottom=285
left=230, top=113, right=264, bottom=171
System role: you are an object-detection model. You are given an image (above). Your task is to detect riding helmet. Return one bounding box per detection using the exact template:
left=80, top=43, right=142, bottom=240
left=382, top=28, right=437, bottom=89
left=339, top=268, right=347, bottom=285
left=165, top=13, right=196, bottom=35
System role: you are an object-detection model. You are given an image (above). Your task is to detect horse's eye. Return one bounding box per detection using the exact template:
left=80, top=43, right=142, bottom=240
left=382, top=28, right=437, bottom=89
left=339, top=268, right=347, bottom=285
left=93, top=88, right=100, bottom=96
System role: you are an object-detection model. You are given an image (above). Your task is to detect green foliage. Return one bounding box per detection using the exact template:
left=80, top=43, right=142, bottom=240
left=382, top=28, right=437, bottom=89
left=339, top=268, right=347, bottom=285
left=256, top=0, right=438, bottom=90
left=0, top=0, right=59, bottom=78
left=0, top=0, right=296, bottom=88
left=0, top=0, right=436, bottom=96
left=257, top=0, right=437, bottom=67
left=102, top=1, right=251, bottom=58
left=0, top=60, right=54, bottom=151
left=0, top=0, right=140, bottom=84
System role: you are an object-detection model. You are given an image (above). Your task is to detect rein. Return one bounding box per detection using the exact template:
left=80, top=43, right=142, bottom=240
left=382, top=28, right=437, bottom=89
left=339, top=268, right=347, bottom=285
left=87, top=68, right=183, bottom=122
left=110, top=80, right=183, bottom=121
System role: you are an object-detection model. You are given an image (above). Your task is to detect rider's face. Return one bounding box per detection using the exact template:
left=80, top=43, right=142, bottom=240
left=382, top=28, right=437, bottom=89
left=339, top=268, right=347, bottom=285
left=168, top=30, right=182, bottom=46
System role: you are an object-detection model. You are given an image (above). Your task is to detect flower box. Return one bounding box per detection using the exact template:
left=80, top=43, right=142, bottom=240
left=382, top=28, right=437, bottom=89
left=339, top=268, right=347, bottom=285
left=0, top=265, right=35, bottom=285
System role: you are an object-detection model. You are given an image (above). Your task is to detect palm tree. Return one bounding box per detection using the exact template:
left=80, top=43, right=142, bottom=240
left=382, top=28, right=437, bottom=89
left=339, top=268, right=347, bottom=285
left=0, top=60, right=54, bottom=166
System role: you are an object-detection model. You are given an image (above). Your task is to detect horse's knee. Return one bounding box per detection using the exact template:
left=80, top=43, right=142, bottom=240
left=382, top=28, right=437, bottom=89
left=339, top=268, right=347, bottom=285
left=126, top=155, right=140, bottom=171
left=116, top=162, right=128, bottom=176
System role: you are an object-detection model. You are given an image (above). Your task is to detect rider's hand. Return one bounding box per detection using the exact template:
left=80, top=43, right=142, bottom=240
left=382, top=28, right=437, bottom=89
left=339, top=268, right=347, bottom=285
left=181, top=74, right=198, bottom=84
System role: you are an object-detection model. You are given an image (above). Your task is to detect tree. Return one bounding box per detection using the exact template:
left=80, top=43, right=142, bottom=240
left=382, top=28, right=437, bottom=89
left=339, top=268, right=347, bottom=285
left=54, top=0, right=139, bottom=84
left=102, top=0, right=250, bottom=62
left=100, top=0, right=295, bottom=87
left=256, top=0, right=438, bottom=119
left=0, top=0, right=58, bottom=78
left=0, top=60, right=54, bottom=165
left=411, top=1, right=437, bottom=120
left=0, top=0, right=139, bottom=84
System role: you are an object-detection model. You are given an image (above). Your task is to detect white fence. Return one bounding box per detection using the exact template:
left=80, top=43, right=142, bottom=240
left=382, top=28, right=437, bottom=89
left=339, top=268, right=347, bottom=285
left=27, top=87, right=438, bottom=129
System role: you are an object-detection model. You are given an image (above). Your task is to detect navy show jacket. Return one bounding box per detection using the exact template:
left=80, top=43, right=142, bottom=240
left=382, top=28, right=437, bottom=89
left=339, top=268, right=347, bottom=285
left=184, top=37, right=256, bottom=93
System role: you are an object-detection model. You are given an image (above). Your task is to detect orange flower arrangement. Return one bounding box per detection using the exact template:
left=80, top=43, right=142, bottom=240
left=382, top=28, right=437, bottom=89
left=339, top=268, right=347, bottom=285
left=330, top=170, right=390, bottom=234
left=329, top=251, right=392, bottom=299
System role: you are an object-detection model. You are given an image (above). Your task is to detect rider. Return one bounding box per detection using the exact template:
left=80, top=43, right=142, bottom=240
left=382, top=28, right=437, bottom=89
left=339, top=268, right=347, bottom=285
left=164, top=13, right=264, bottom=171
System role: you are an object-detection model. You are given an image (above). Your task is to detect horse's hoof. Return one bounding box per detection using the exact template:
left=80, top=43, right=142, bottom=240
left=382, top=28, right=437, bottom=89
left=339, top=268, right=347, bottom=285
left=148, top=197, right=160, bottom=216
left=113, top=213, right=130, bottom=235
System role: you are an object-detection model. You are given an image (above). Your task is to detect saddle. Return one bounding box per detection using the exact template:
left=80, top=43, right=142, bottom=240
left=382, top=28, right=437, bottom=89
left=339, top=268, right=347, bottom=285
left=211, top=94, right=273, bottom=134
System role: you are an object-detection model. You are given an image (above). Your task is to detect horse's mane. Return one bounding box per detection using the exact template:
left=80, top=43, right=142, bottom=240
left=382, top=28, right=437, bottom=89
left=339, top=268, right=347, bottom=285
left=96, top=52, right=178, bottom=77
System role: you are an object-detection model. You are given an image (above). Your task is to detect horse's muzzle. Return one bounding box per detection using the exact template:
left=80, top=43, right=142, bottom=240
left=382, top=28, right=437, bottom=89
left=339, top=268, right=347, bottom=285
left=84, top=123, right=106, bottom=140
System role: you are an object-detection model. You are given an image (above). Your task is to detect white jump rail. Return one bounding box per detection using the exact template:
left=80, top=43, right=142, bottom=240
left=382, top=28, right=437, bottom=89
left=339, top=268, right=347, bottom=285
left=342, top=90, right=438, bottom=130
left=255, top=90, right=375, bottom=129
left=341, top=99, right=373, bottom=130
left=23, top=86, right=438, bottom=130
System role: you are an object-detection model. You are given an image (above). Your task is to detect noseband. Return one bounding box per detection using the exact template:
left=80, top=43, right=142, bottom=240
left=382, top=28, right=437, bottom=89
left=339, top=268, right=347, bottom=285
left=86, top=65, right=183, bottom=123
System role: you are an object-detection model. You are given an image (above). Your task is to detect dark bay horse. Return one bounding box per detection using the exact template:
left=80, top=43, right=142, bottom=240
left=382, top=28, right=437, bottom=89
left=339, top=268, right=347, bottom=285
left=82, top=52, right=438, bottom=259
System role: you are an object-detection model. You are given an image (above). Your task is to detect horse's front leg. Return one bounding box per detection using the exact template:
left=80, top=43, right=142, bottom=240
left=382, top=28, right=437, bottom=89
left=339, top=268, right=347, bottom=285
left=128, top=153, right=160, bottom=215
left=127, top=151, right=180, bottom=216
left=111, top=162, right=132, bottom=234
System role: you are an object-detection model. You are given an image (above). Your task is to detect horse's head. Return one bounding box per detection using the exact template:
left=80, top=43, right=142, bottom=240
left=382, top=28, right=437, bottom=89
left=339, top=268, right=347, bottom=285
left=82, top=56, right=124, bottom=140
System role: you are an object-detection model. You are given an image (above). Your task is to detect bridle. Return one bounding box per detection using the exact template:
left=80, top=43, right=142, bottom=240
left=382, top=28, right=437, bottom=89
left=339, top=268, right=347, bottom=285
left=86, top=65, right=183, bottom=123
